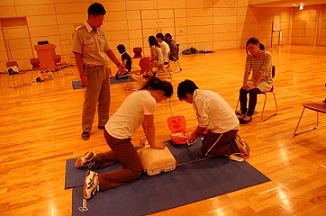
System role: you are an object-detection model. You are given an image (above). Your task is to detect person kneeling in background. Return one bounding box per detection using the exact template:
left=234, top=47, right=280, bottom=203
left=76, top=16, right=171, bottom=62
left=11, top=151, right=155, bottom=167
left=115, top=44, right=132, bottom=79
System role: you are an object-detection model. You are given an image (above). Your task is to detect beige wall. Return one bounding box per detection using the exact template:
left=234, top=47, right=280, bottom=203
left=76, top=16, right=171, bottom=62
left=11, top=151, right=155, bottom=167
left=319, top=4, right=326, bottom=45
left=0, top=0, right=325, bottom=72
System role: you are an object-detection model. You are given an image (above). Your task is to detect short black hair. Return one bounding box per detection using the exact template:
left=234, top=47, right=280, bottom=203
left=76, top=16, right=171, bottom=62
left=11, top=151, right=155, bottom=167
left=156, top=33, right=165, bottom=40
left=117, top=44, right=126, bottom=53
left=165, top=33, right=172, bottom=39
left=88, top=3, right=106, bottom=18
left=177, top=79, right=198, bottom=101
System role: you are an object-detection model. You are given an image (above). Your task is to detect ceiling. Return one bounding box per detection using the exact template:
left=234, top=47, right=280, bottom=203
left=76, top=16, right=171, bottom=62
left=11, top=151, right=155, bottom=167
left=249, top=0, right=326, bottom=7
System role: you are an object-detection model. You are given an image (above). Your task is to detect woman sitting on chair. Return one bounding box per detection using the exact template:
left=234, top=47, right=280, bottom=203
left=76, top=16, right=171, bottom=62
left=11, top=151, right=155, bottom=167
left=237, top=37, right=273, bottom=124
left=147, top=35, right=164, bottom=77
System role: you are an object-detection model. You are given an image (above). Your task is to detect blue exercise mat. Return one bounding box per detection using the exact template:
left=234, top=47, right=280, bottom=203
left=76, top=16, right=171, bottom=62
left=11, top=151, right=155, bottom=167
left=65, top=138, right=203, bottom=189
left=72, top=157, right=270, bottom=216
left=72, top=80, right=85, bottom=89
left=72, top=78, right=134, bottom=89
left=65, top=159, right=123, bottom=189
left=166, top=136, right=204, bottom=164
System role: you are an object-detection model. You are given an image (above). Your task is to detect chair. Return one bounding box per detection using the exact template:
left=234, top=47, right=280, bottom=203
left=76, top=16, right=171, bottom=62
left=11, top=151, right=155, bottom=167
left=127, top=57, right=150, bottom=91
left=151, top=62, right=172, bottom=80
left=53, top=54, right=73, bottom=75
left=6, top=61, right=32, bottom=88
left=235, top=65, right=278, bottom=121
left=30, top=58, right=50, bottom=81
left=293, top=102, right=326, bottom=136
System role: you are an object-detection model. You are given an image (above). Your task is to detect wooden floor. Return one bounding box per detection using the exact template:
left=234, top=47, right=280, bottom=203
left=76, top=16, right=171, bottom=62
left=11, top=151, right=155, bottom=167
left=0, top=45, right=325, bottom=216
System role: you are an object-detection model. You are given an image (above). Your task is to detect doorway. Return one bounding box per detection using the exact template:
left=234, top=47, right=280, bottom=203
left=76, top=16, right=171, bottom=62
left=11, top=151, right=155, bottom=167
left=1, top=17, right=34, bottom=70
left=291, top=5, right=318, bottom=45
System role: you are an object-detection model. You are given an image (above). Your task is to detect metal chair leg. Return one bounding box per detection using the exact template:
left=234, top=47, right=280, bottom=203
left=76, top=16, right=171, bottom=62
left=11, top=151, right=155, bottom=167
left=235, top=91, right=278, bottom=121
left=169, top=60, right=182, bottom=73
left=126, top=72, right=140, bottom=91
left=293, top=107, right=318, bottom=136
left=261, top=92, right=278, bottom=121
left=8, top=75, right=17, bottom=88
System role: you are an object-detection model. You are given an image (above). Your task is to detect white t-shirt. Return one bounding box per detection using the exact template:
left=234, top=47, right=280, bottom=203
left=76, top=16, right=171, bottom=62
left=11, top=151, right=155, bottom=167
left=159, top=41, right=170, bottom=63
left=192, top=89, right=239, bottom=133
left=105, top=90, right=156, bottom=139
left=150, top=46, right=164, bottom=64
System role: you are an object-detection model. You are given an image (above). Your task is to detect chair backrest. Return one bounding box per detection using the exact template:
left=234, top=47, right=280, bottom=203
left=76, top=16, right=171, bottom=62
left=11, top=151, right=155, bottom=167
left=268, top=65, right=276, bottom=93
left=30, top=58, right=41, bottom=69
left=175, top=44, right=180, bottom=61
left=53, top=54, right=62, bottom=63
left=139, top=57, right=150, bottom=74
left=6, top=61, right=19, bottom=74
left=6, top=61, right=18, bottom=68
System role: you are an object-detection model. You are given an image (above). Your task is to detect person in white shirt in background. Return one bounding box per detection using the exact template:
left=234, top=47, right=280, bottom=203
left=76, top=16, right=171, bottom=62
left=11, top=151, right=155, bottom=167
left=147, top=35, right=164, bottom=77
left=156, top=33, right=170, bottom=68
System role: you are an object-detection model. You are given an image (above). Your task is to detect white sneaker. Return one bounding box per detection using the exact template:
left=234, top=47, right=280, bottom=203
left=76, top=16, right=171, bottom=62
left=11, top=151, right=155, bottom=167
left=75, top=151, right=97, bottom=168
left=83, top=170, right=99, bottom=200
left=234, top=135, right=250, bottom=156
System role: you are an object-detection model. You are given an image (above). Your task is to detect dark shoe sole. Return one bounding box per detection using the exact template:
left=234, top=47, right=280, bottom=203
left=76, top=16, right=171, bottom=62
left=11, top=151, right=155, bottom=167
left=81, top=132, right=90, bottom=140
left=240, top=117, right=252, bottom=124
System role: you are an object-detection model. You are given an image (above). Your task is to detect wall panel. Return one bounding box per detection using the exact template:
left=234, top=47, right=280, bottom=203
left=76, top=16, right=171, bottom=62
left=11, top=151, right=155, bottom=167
left=16, top=5, right=55, bottom=16
left=0, top=0, right=325, bottom=71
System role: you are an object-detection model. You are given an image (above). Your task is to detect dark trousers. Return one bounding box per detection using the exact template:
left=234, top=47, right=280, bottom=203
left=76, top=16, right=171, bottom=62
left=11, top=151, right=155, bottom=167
left=202, top=130, right=239, bottom=157
left=239, top=88, right=261, bottom=117
left=82, top=65, right=110, bottom=132
left=96, top=130, right=142, bottom=191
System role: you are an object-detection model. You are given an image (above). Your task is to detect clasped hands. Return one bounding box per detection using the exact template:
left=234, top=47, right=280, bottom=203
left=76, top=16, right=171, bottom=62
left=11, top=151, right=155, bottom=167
left=241, top=83, right=257, bottom=91
left=151, top=141, right=166, bottom=149
left=187, top=133, right=197, bottom=146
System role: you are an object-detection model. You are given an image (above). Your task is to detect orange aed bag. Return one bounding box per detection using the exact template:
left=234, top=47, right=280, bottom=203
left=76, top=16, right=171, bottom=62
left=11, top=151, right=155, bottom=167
left=167, top=116, right=190, bottom=145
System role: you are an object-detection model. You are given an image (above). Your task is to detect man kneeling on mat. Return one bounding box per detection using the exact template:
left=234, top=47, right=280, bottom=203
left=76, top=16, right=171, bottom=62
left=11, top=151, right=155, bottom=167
left=75, top=77, right=173, bottom=199
left=177, top=79, right=248, bottom=159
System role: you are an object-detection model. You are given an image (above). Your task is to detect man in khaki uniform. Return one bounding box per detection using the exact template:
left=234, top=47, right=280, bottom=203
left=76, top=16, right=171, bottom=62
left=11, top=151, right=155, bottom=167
left=72, top=3, right=124, bottom=140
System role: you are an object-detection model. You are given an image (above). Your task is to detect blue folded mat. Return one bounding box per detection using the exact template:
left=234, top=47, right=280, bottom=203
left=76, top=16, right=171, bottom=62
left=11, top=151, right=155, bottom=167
left=72, top=77, right=135, bottom=89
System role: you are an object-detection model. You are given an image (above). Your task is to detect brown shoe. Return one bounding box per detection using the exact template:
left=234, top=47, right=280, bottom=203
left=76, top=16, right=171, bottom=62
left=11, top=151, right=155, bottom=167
left=239, top=116, right=252, bottom=124
left=81, top=132, right=90, bottom=140
left=234, top=135, right=250, bottom=156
